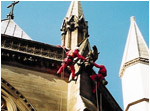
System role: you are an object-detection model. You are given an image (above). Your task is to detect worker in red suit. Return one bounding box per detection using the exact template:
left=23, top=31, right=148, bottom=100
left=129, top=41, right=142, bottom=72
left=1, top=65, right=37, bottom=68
left=57, top=47, right=86, bottom=80
left=90, top=62, right=108, bottom=93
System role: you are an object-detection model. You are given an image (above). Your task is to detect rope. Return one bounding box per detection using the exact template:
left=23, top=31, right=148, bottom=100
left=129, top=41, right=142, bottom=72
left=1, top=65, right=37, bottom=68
left=95, top=80, right=99, bottom=111
left=100, top=93, right=102, bottom=111
left=59, top=49, right=65, bottom=111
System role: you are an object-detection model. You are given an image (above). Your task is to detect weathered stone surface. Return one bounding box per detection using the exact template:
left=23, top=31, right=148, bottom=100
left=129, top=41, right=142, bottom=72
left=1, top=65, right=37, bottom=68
left=2, top=64, right=68, bottom=111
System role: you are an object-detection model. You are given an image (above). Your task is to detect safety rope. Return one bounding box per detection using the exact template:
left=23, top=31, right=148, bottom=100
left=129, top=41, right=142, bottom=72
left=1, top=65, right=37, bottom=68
left=59, top=48, right=65, bottom=111
left=100, top=93, right=102, bottom=111
left=95, top=80, right=99, bottom=111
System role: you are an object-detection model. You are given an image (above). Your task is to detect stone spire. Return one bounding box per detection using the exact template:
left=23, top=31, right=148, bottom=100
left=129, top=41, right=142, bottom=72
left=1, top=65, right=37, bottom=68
left=120, top=16, right=149, bottom=77
left=66, top=1, right=84, bottom=18
left=120, top=16, right=149, bottom=111
left=61, top=1, right=89, bottom=49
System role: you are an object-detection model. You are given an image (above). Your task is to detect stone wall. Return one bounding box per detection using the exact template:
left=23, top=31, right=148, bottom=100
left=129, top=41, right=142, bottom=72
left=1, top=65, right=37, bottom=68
left=67, top=64, right=97, bottom=111
left=1, top=64, right=68, bottom=111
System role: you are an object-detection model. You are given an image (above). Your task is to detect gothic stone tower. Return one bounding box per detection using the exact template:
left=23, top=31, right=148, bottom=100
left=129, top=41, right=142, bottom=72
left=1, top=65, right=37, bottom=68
left=1, top=1, right=122, bottom=111
left=119, top=16, right=149, bottom=111
left=61, top=1, right=89, bottom=49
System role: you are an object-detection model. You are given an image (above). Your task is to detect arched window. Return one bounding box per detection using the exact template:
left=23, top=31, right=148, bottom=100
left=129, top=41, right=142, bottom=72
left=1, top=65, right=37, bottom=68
left=1, top=78, right=36, bottom=111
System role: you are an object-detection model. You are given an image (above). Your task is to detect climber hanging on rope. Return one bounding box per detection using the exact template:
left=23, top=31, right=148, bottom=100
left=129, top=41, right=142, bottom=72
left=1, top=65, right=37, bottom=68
left=56, top=46, right=86, bottom=80
left=90, top=61, right=108, bottom=93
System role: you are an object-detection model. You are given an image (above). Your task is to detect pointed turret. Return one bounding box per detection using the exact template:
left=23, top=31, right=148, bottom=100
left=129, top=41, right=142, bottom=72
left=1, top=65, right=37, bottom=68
left=120, top=16, right=149, bottom=111
left=61, top=1, right=89, bottom=49
left=120, top=16, right=149, bottom=77
left=66, top=1, right=84, bottom=18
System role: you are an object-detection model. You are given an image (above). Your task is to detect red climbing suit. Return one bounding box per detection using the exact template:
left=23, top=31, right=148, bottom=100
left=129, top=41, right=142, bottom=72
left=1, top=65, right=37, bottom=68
left=57, top=49, right=86, bottom=79
left=90, top=62, right=107, bottom=93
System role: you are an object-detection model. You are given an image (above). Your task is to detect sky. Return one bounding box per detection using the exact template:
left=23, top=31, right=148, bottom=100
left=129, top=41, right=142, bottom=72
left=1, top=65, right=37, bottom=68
left=1, top=1, right=149, bottom=109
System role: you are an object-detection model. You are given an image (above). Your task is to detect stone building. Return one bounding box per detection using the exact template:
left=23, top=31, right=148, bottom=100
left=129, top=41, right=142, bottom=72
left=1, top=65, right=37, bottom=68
left=1, top=1, right=122, bottom=111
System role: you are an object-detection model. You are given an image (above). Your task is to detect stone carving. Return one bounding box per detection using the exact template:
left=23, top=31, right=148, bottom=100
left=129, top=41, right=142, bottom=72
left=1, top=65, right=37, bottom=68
left=61, top=15, right=89, bottom=37
left=85, top=45, right=99, bottom=68
left=75, top=45, right=99, bottom=76
left=1, top=36, right=63, bottom=61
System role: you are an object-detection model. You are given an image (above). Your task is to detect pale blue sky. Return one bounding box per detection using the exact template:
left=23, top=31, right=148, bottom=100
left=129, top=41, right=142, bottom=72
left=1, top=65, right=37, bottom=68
left=1, top=1, right=149, bottom=109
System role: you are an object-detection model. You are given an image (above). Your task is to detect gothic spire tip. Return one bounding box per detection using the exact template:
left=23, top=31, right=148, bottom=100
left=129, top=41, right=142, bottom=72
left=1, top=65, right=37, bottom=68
left=130, top=16, right=136, bottom=22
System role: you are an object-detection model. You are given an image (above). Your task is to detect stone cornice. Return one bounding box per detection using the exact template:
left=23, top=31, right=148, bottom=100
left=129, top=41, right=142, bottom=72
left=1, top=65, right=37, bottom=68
left=1, top=34, right=64, bottom=61
left=1, top=34, right=70, bottom=77
left=120, top=57, right=149, bottom=77
left=125, top=98, right=149, bottom=111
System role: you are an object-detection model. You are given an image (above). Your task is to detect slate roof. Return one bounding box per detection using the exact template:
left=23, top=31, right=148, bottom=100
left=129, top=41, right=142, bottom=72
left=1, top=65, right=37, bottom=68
left=1, top=19, right=32, bottom=40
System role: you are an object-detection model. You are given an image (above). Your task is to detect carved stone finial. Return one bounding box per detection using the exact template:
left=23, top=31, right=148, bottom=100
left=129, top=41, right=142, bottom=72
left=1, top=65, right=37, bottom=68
left=75, top=45, right=100, bottom=76
left=85, top=45, right=100, bottom=68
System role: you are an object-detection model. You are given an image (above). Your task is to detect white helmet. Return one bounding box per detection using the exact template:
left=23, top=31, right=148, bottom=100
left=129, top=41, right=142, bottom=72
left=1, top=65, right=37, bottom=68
left=74, top=47, right=80, bottom=51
